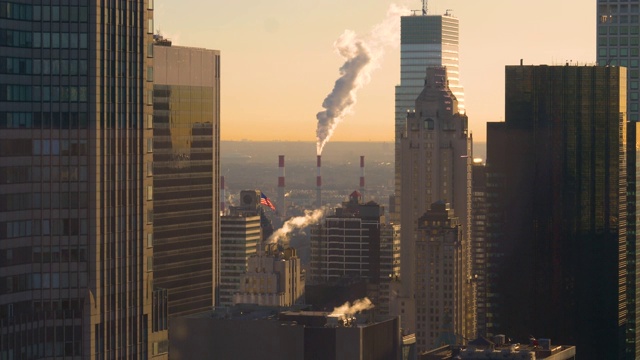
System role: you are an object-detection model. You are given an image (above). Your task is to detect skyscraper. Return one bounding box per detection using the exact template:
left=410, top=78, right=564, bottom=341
left=152, top=39, right=220, bottom=317
left=395, top=66, right=473, bottom=350
left=597, top=1, right=640, bottom=122
left=393, top=10, right=464, bottom=223
left=471, top=160, right=488, bottom=338
left=486, top=65, right=628, bottom=360
left=597, top=4, right=640, bottom=358
left=309, top=191, right=400, bottom=315
left=0, top=1, right=165, bottom=358
left=219, top=190, right=262, bottom=306
left=414, top=202, right=465, bottom=350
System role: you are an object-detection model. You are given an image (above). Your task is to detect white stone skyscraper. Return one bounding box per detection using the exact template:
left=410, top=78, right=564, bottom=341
left=393, top=10, right=464, bottom=222
left=393, top=67, right=473, bottom=351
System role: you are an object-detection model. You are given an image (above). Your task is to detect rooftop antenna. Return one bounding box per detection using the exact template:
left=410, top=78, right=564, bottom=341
left=422, top=0, right=427, bottom=15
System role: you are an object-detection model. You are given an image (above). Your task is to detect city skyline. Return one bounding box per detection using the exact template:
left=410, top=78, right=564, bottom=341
left=155, top=0, right=594, bottom=143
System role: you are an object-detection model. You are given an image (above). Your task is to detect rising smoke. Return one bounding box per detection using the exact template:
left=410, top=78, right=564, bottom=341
left=330, top=297, right=375, bottom=317
left=268, top=208, right=325, bottom=244
left=315, top=4, right=409, bottom=155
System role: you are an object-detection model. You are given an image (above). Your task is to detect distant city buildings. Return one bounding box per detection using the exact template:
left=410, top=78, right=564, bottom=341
left=0, top=1, right=167, bottom=358
left=485, top=65, right=629, bottom=360
left=393, top=10, right=465, bottom=224
left=152, top=39, right=221, bottom=317
left=395, top=66, right=473, bottom=351
left=309, top=191, right=400, bottom=315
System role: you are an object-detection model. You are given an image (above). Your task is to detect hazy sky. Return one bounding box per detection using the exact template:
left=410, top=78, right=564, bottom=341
left=155, top=0, right=594, bottom=143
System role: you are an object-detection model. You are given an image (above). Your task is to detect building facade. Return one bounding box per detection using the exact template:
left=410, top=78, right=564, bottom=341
left=471, top=160, right=488, bottom=337
left=169, top=307, right=401, bottom=360
left=310, top=192, right=400, bottom=315
left=219, top=190, right=264, bottom=306
left=393, top=11, right=464, bottom=223
left=395, top=66, right=473, bottom=347
left=0, top=1, right=167, bottom=358
left=597, top=1, right=640, bottom=122
left=486, top=65, right=628, bottom=360
left=152, top=40, right=220, bottom=317
left=414, top=202, right=465, bottom=350
left=233, top=247, right=304, bottom=307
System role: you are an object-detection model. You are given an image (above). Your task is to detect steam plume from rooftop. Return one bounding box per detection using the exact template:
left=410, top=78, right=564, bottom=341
left=268, top=208, right=324, bottom=244
left=330, top=297, right=375, bottom=317
left=315, top=4, right=409, bottom=155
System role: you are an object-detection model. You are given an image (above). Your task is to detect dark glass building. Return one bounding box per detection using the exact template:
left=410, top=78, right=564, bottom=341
left=0, top=0, right=166, bottom=358
left=486, top=65, right=628, bottom=359
left=151, top=40, right=220, bottom=317
left=471, top=160, right=487, bottom=338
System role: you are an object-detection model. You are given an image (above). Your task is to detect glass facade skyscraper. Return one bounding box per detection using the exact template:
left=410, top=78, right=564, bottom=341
left=0, top=1, right=166, bottom=358
left=152, top=41, right=220, bottom=318
left=597, top=1, right=640, bottom=121
left=486, top=65, right=628, bottom=360
left=393, top=12, right=464, bottom=223
left=597, top=4, right=640, bottom=358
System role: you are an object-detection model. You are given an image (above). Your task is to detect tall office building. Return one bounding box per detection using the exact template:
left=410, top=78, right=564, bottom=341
left=597, top=5, right=640, bottom=358
left=486, top=65, right=628, bottom=360
left=627, top=121, right=640, bottom=360
left=309, top=191, right=400, bottom=315
left=597, top=1, right=640, bottom=122
left=414, top=202, right=465, bottom=350
left=471, top=160, right=488, bottom=338
left=393, top=10, right=464, bottom=223
left=395, top=66, right=473, bottom=348
left=219, top=190, right=263, bottom=306
left=0, top=1, right=166, bottom=359
left=152, top=39, right=220, bottom=317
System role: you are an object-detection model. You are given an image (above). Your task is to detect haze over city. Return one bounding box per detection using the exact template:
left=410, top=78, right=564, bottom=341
left=156, top=0, right=594, bottom=143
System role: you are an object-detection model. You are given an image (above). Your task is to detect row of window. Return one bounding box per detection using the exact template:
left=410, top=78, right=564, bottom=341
left=0, top=3, right=89, bottom=22
left=2, top=271, right=89, bottom=294
left=0, top=85, right=88, bottom=102
left=1, top=111, right=90, bottom=129
left=599, top=14, right=640, bottom=24
left=598, top=47, right=640, bottom=57
left=0, top=29, right=89, bottom=49
left=0, top=57, right=88, bottom=75
left=598, top=24, right=640, bottom=35
left=0, top=192, right=90, bottom=213
left=2, top=164, right=87, bottom=186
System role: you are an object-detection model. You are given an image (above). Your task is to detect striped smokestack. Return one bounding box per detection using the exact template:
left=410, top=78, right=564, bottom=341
left=220, top=176, right=226, bottom=215
left=360, top=156, right=365, bottom=202
left=278, top=155, right=286, bottom=217
left=316, top=155, right=322, bottom=208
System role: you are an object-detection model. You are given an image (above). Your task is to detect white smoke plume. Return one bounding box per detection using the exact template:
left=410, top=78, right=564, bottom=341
left=268, top=208, right=324, bottom=244
left=315, top=4, right=409, bottom=155
left=330, top=297, right=375, bottom=317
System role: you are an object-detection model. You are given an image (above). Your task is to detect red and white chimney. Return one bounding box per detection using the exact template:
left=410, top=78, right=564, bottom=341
left=316, top=155, right=322, bottom=208
left=359, top=156, right=365, bottom=202
left=278, top=155, right=286, bottom=217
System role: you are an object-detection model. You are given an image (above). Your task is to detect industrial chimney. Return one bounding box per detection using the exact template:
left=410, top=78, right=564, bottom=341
left=359, top=156, right=365, bottom=202
left=278, top=155, right=286, bottom=217
left=316, top=155, right=322, bottom=208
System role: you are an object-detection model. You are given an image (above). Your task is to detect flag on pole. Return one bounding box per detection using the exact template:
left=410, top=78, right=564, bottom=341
left=260, top=192, right=276, bottom=211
